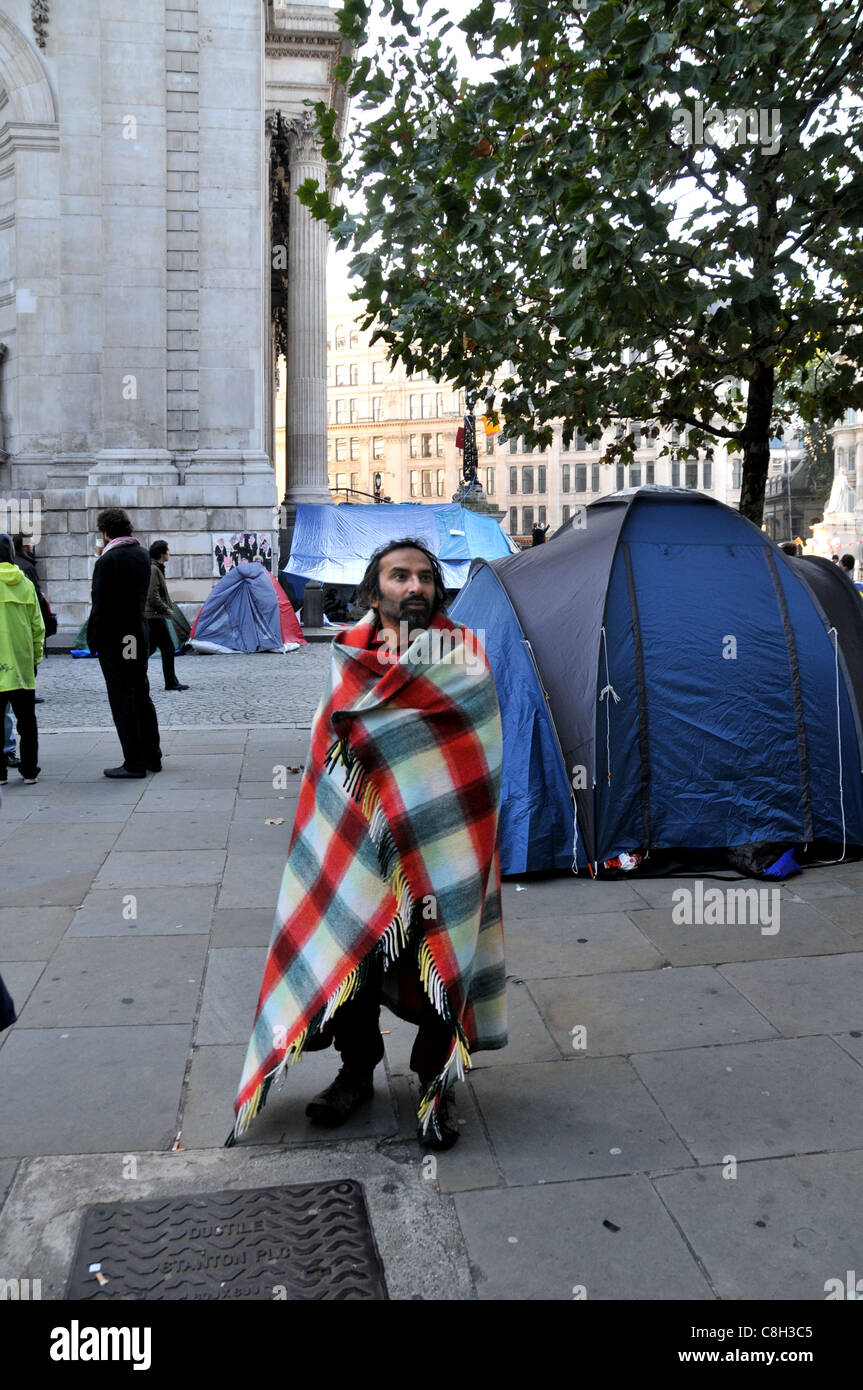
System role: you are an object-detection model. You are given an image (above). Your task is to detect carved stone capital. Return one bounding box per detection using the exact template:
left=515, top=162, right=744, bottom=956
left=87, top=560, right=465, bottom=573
left=284, top=110, right=324, bottom=166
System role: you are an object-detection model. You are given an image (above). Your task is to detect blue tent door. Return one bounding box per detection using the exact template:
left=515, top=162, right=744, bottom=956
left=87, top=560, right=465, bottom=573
left=596, top=539, right=831, bottom=858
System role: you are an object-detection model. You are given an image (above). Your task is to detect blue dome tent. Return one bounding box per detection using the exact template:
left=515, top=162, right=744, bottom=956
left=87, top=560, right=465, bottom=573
left=189, top=563, right=301, bottom=654
left=450, top=488, right=863, bottom=875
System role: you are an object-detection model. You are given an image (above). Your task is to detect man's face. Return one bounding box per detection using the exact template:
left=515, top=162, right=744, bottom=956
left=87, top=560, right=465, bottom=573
left=162, top=548, right=171, bottom=564
left=374, top=547, right=437, bottom=630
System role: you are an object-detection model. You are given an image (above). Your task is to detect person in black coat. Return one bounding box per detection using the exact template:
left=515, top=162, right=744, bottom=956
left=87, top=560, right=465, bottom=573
left=89, top=508, right=162, bottom=779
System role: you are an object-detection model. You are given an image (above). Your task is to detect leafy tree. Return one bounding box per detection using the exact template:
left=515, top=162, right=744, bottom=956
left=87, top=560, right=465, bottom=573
left=299, top=0, right=863, bottom=523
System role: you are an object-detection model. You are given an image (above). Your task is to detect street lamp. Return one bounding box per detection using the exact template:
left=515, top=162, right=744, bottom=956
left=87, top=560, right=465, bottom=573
left=784, top=443, right=792, bottom=542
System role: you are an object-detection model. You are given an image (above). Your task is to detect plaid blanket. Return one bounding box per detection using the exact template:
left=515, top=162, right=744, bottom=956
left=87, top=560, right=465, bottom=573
left=231, top=610, right=506, bottom=1143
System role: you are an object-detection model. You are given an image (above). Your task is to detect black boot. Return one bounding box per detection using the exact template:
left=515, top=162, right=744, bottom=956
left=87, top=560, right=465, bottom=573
left=305, top=1065, right=375, bottom=1127
left=418, top=1080, right=460, bottom=1150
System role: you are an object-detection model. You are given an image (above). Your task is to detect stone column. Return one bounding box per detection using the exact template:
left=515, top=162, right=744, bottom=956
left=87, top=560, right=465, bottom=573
left=283, top=110, right=331, bottom=507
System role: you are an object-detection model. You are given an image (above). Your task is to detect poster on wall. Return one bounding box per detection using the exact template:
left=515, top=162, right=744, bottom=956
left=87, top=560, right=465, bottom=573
left=211, top=533, right=274, bottom=577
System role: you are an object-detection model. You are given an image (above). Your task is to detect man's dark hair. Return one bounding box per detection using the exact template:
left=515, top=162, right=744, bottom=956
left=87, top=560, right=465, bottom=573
left=0, top=534, right=14, bottom=564
left=840, top=553, right=856, bottom=572
left=832, top=555, right=840, bottom=562
left=96, top=507, right=133, bottom=539
left=779, top=541, right=799, bottom=556
left=355, top=538, right=447, bottom=615
left=11, top=533, right=27, bottom=554
left=149, top=539, right=169, bottom=561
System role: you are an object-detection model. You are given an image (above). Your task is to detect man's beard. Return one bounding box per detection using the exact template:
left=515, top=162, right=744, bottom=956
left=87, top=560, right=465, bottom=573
left=398, top=595, right=433, bottom=628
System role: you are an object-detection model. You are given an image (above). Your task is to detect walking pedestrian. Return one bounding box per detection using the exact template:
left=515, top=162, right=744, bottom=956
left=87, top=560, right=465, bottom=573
left=146, top=540, right=189, bottom=691
left=89, top=509, right=162, bottom=779
left=13, top=534, right=55, bottom=703
left=231, top=539, right=506, bottom=1152
left=0, top=533, right=44, bottom=785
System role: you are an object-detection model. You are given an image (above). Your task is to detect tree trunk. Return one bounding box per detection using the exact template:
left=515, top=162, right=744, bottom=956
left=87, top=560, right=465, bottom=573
left=738, top=361, right=775, bottom=527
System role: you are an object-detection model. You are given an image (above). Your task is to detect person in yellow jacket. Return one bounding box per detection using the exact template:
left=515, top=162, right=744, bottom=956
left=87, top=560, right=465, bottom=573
left=0, top=533, right=45, bottom=785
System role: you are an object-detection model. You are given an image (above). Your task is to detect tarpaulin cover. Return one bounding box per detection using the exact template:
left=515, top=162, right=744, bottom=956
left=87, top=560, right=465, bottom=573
left=267, top=571, right=306, bottom=646
left=283, top=502, right=516, bottom=596
left=189, top=563, right=298, bottom=654
left=452, top=487, right=863, bottom=873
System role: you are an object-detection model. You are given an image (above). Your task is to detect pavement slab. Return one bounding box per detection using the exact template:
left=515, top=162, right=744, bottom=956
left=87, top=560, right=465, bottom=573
left=718, top=953, right=863, bottom=1036
left=195, top=946, right=268, bottom=1046
left=626, top=900, right=862, bottom=966
left=505, top=910, right=665, bottom=979
left=469, top=1057, right=694, bottom=1185
left=65, top=886, right=217, bottom=937
left=216, top=852, right=288, bottom=910
left=528, top=964, right=778, bottom=1056
left=209, top=908, right=276, bottom=948
left=654, top=1149, right=863, bottom=1301
left=0, top=906, right=76, bottom=959
left=93, top=849, right=226, bottom=889
left=0, top=961, right=47, bottom=1018
left=455, top=1176, right=714, bottom=1300
left=15, top=935, right=208, bottom=1028
left=501, top=876, right=652, bottom=917
left=632, top=1035, right=863, bottom=1163
left=113, top=811, right=232, bottom=853
left=0, top=1025, right=192, bottom=1157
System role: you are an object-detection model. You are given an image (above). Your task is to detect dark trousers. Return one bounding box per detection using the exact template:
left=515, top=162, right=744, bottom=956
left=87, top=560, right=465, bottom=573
left=97, top=648, right=161, bottom=773
left=0, top=690, right=38, bottom=779
left=332, top=956, right=455, bottom=1082
left=148, top=617, right=177, bottom=688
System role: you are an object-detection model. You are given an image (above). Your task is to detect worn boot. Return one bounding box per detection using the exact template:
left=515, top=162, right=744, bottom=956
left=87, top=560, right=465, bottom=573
left=305, top=1065, right=375, bottom=1127
left=417, top=1080, right=460, bottom=1151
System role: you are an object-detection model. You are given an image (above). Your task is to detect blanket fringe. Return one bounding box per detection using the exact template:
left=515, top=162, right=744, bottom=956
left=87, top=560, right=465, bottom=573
left=231, top=735, right=469, bottom=1144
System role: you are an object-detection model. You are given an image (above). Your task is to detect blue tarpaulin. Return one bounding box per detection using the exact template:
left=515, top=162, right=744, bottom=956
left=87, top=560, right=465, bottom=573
left=283, top=503, right=516, bottom=598
left=190, top=563, right=289, bottom=654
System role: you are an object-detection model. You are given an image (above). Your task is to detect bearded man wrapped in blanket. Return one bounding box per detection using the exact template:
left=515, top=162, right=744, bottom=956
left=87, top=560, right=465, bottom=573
left=230, top=540, right=506, bottom=1151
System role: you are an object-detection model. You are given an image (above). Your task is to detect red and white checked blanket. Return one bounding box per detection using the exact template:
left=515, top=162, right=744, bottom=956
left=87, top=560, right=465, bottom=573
left=231, top=610, right=506, bottom=1141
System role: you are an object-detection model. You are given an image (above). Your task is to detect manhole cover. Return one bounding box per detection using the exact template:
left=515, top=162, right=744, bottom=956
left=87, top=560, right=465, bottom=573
left=65, top=1180, right=388, bottom=1300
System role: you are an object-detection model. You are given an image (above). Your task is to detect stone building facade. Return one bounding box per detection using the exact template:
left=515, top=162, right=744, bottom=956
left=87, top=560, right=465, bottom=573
left=0, top=0, right=346, bottom=625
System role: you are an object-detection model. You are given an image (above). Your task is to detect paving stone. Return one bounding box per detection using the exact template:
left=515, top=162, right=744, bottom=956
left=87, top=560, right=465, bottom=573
left=236, top=781, right=298, bottom=799
left=504, top=910, right=664, bottom=979
left=618, top=875, right=753, bottom=911
left=631, top=1036, right=863, bottom=1163
left=0, top=823, right=124, bottom=858
left=0, top=907, right=75, bottom=959
left=0, top=869, right=100, bottom=908
left=474, top=980, right=561, bottom=1067
left=801, top=895, right=863, bottom=936
left=65, top=886, right=217, bottom=937
left=0, top=1158, right=18, bottom=1208
left=501, top=877, right=651, bottom=918
left=195, top=946, right=268, bottom=1045
left=93, top=849, right=226, bottom=889
left=113, top=811, right=232, bottom=852
left=471, top=1057, right=693, bottom=1184
left=626, top=899, right=860, bottom=967
left=216, top=853, right=287, bottom=910
left=784, top=877, right=857, bottom=901
left=0, top=1026, right=192, bottom=1156
left=718, top=953, right=863, bottom=1036
left=144, top=767, right=242, bottom=790
left=230, top=794, right=300, bottom=823
left=16, top=936, right=208, bottom=1028
left=135, top=787, right=235, bottom=815
left=655, top=1149, right=863, bottom=1300
left=209, top=908, right=276, bottom=948
left=182, top=1042, right=398, bottom=1149
left=454, top=1175, right=714, bottom=1300
left=831, top=1031, right=863, bottom=1068
left=529, top=964, right=778, bottom=1056
left=0, top=962, right=46, bottom=1016
left=226, top=821, right=292, bottom=857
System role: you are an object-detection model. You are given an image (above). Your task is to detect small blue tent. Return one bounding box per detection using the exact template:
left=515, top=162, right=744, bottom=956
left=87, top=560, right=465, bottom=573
left=282, top=501, right=517, bottom=601
left=450, top=488, right=863, bottom=874
left=190, top=562, right=297, bottom=654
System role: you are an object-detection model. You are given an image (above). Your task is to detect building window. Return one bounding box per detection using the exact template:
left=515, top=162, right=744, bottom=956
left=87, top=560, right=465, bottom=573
left=327, top=440, right=333, bottom=462
left=335, top=324, right=346, bottom=349
left=672, top=461, right=680, bottom=487
left=562, top=505, right=571, bottom=523
left=350, top=472, right=359, bottom=492
left=631, top=422, right=641, bottom=448
left=522, top=466, right=534, bottom=494
left=436, top=433, right=445, bottom=457
left=538, top=506, right=546, bottom=526
left=509, top=466, right=518, bottom=493
left=522, top=506, right=534, bottom=532
left=372, top=361, right=384, bottom=383
left=670, top=424, right=680, bottom=445
left=575, top=430, right=586, bottom=451
left=702, top=460, right=712, bottom=489
left=335, top=364, right=348, bottom=386
left=509, top=436, right=518, bottom=454
left=335, top=472, right=348, bottom=491
left=335, top=438, right=347, bottom=462
left=349, top=399, right=359, bottom=423
left=349, top=328, right=359, bottom=348
left=436, top=469, right=446, bottom=497
left=537, top=465, right=547, bottom=492
left=410, top=394, right=420, bottom=420
left=372, top=437, right=384, bottom=460
left=421, top=433, right=433, bottom=458
left=335, top=399, right=347, bottom=423
left=422, top=470, right=433, bottom=497
left=486, top=433, right=494, bottom=454
left=349, top=363, right=359, bottom=386
left=422, top=393, right=433, bottom=418
left=436, top=393, right=444, bottom=416
left=847, top=408, right=856, bottom=425
left=615, top=422, right=625, bottom=441
left=372, top=396, right=383, bottom=422
left=646, top=462, right=655, bottom=484
left=848, top=445, right=857, bottom=485
left=561, top=465, right=571, bottom=493
left=409, top=434, right=419, bottom=458
left=616, top=464, right=625, bottom=490
left=836, top=448, right=845, bottom=471
left=630, top=464, right=641, bottom=487
left=685, top=462, right=698, bottom=488
left=486, top=468, right=495, bottom=495
left=575, top=464, right=587, bottom=492
left=509, top=507, right=518, bottom=533
left=410, top=470, right=420, bottom=498
left=350, top=438, right=360, bottom=461
left=591, top=463, right=600, bottom=492
left=731, top=458, right=742, bottom=487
